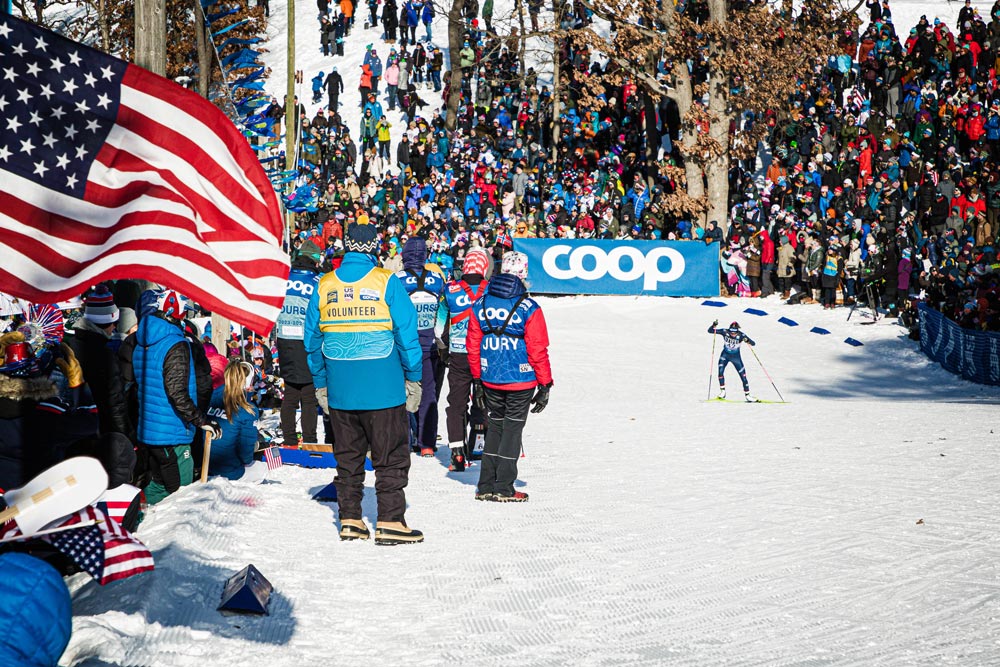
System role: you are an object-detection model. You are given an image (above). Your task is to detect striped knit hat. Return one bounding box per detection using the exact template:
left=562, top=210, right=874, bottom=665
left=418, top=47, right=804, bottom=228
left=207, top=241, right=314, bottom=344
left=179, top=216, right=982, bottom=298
left=345, top=222, right=379, bottom=255
left=463, top=248, right=492, bottom=278
left=83, top=285, right=119, bottom=325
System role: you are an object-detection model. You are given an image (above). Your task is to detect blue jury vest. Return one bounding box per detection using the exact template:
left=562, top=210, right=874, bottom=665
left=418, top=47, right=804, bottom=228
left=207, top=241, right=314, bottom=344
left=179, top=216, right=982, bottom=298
left=444, top=279, right=488, bottom=354
left=134, top=314, right=197, bottom=446
left=397, top=266, right=445, bottom=347
left=473, top=292, right=539, bottom=385
left=277, top=267, right=321, bottom=341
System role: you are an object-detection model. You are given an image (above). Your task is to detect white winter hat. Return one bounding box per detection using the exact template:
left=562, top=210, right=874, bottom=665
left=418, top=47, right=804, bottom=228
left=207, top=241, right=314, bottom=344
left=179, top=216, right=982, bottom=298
left=500, top=251, right=528, bottom=281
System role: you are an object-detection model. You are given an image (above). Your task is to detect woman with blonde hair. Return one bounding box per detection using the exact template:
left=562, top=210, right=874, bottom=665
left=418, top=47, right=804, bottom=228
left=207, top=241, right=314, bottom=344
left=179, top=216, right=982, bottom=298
left=207, top=360, right=262, bottom=480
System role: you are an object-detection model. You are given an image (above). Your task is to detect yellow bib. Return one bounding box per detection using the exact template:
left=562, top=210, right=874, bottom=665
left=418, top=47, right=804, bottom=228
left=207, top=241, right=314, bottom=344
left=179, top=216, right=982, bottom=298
left=318, top=267, right=393, bottom=333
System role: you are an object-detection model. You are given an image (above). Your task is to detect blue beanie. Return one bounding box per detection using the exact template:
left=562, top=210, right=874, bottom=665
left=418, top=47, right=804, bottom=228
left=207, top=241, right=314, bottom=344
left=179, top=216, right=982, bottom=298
left=345, top=223, right=379, bottom=255
left=402, top=237, right=428, bottom=270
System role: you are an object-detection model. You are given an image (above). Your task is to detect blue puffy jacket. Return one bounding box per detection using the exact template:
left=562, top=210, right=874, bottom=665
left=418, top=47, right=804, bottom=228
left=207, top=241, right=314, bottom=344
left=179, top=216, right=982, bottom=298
left=134, top=314, right=198, bottom=446
left=206, top=385, right=259, bottom=480
left=0, top=553, right=72, bottom=667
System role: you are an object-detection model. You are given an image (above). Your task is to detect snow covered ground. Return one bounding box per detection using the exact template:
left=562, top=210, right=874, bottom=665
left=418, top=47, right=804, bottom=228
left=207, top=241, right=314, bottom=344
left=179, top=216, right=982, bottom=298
left=55, top=1, right=1000, bottom=664
left=61, top=295, right=1000, bottom=666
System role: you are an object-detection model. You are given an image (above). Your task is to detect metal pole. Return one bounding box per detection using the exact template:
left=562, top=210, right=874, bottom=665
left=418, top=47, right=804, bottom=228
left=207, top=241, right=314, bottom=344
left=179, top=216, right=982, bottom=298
left=285, top=0, right=296, bottom=234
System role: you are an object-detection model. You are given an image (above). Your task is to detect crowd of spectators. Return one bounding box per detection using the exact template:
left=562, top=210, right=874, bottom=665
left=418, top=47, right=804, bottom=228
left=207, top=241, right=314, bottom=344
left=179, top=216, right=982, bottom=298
left=268, top=0, right=1000, bottom=333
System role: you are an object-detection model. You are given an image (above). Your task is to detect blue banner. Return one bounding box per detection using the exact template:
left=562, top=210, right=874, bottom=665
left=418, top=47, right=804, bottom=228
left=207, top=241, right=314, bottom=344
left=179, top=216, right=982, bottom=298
left=918, top=303, right=1000, bottom=385
left=513, top=239, right=720, bottom=297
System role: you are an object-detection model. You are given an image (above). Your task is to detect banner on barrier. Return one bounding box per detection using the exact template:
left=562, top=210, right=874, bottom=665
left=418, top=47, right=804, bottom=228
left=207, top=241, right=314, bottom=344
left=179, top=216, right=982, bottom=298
left=513, top=239, right=720, bottom=297
left=918, top=303, right=1000, bottom=385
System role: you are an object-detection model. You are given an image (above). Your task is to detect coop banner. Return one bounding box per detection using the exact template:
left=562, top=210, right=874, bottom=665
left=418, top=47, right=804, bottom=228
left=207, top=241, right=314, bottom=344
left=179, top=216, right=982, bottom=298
left=513, top=239, right=720, bottom=297
left=918, top=303, right=1000, bottom=386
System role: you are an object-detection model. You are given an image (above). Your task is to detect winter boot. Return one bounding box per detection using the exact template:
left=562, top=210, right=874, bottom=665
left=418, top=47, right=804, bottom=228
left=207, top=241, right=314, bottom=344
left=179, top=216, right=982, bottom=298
left=491, top=491, right=529, bottom=503
left=449, top=446, right=466, bottom=472
left=374, top=521, right=424, bottom=545
left=420, top=447, right=435, bottom=457
left=475, top=492, right=496, bottom=501
left=744, top=392, right=758, bottom=403
left=339, top=518, right=371, bottom=541
left=717, top=388, right=726, bottom=400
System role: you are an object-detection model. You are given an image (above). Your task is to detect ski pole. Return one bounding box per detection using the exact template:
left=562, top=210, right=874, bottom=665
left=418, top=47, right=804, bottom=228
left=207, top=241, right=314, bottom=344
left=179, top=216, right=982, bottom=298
left=707, top=327, right=717, bottom=400
left=749, top=346, right=785, bottom=403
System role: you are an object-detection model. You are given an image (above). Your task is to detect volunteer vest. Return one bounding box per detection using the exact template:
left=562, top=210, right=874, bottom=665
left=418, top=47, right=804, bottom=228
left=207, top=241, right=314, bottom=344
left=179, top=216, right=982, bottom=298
left=444, top=279, right=488, bottom=354
left=277, top=268, right=320, bottom=341
left=474, top=293, right=539, bottom=385
left=317, top=266, right=395, bottom=360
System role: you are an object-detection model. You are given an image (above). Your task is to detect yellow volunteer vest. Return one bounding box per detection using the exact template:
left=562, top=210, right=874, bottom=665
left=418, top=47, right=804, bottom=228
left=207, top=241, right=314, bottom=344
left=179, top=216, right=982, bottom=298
left=318, top=267, right=393, bottom=333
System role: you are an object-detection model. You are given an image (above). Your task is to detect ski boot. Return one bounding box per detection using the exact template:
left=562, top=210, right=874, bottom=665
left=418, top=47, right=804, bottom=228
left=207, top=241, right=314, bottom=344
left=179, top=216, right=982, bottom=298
left=717, top=388, right=726, bottom=400
left=744, top=392, right=758, bottom=403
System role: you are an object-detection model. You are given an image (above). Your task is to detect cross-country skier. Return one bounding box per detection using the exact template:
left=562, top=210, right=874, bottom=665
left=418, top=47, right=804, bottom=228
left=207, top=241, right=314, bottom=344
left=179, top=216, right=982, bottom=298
left=708, top=320, right=756, bottom=402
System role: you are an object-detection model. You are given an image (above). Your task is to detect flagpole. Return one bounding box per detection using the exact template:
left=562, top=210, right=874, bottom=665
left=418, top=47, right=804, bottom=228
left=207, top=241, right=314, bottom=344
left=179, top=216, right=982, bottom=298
left=284, top=0, right=295, bottom=236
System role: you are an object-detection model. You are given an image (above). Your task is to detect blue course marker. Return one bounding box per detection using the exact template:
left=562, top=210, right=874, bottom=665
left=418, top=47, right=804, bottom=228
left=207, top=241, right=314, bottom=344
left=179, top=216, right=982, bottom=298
left=778, top=317, right=799, bottom=327
left=744, top=308, right=768, bottom=316
left=810, top=327, right=831, bottom=335
left=702, top=300, right=728, bottom=307
left=844, top=337, right=864, bottom=347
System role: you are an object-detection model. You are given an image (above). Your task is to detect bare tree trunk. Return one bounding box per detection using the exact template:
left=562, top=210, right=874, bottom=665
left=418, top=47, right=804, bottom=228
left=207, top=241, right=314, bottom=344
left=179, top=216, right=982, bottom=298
left=193, top=0, right=212, bottom=97
left=98, top=0, right=111, bottom=51
left=672, top=63, right=707, bottom=227
left=445, top=0, right=466, bottom=131
left=706, top=0, right=731, bottom=234
left=550, top=37, right=560, bottom=162
left=515, top=0, right=526, bottom=80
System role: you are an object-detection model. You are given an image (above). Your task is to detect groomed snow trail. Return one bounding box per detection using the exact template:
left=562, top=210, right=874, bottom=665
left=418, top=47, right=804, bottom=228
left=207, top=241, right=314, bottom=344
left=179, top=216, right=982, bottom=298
left=61, top=296, right=1000, bottom=666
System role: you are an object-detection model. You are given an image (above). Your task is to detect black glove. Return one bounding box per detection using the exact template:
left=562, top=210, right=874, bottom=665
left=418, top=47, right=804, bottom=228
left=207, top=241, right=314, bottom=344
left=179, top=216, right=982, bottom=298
left=201, top=420, right=222, bottom=440
left=530, top=383, right=551, bottom=414
left=472, top=379, right=486, bottom=410
left=712, top=319, right=718, bottom=328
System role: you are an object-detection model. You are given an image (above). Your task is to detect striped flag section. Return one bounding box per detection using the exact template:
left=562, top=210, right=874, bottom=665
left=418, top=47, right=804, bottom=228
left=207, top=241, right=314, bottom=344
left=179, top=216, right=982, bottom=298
left=263, top=446, right=283, bottom=470
left=0, top=16, right=288, bottom=335
left=1, top=503, right=153, bottom=584
left=98, top=484, right=141, bottom=528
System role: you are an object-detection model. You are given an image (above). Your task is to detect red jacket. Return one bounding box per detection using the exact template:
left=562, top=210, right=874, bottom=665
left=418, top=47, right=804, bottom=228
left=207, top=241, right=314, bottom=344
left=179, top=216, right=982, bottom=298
left=466, top=298, right=553, bottom=391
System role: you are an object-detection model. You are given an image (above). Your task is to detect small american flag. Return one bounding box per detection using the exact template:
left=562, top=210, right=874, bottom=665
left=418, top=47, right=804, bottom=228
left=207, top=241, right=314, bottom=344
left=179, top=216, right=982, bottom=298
left=0, top=16, right=288, bottom=334
left=263, top=446, right=283, bottom=470
left=1, top=503, right=153, bottom=584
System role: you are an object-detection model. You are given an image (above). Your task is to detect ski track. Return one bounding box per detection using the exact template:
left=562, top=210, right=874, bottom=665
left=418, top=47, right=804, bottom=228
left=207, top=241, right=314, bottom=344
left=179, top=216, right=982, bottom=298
left=59, top=295, right=1000, bottom=666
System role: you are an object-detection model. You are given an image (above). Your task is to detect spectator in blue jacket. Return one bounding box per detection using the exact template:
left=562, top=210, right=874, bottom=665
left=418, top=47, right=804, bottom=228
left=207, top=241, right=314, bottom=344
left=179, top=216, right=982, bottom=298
left=207, top=361, right=261, bottom=481
left=0, top=552, right=72, bottom=667
left=305, top=223, right=424, bottom=545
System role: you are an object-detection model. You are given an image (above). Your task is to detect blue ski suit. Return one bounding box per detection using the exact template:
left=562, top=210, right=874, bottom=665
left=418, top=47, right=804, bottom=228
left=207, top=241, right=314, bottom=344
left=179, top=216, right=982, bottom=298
left=708, top=325, right=755, bottom=392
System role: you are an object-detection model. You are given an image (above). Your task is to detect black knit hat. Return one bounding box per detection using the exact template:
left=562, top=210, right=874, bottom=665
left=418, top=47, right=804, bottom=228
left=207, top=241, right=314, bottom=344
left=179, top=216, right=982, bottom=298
left=345, top=222, right=379, bottom=255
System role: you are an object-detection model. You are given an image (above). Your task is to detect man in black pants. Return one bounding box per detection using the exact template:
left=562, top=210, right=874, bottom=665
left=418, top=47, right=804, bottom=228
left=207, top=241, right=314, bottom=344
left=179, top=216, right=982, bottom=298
left=277, top=241, right=323, bottom=446
left=442, top=249, right=492, bottom=471
left=465, top=252, right=553, bottom=502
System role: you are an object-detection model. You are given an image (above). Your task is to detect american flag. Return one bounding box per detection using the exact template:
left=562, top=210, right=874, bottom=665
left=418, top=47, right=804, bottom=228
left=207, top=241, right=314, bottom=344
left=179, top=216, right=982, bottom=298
left=263, top=445, right=282, bottom=470
left=0, top=16, right=289, bottom=335
left=1, top=503, right=153, bottom=584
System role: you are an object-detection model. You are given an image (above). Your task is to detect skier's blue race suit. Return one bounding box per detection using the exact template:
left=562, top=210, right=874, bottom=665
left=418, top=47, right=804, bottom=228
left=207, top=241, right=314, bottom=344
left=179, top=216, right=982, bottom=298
left=708, top=325, right=755, bottom=392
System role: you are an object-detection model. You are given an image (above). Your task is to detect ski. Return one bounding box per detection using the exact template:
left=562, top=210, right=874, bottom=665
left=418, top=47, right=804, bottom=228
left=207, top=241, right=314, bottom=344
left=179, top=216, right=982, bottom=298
left=701, top=398, right=789, bottom=404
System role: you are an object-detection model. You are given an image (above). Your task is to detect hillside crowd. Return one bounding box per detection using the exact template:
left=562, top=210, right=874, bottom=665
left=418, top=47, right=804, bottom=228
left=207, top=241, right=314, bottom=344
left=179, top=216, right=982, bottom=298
left=265, top=0, right=1000, bottom=331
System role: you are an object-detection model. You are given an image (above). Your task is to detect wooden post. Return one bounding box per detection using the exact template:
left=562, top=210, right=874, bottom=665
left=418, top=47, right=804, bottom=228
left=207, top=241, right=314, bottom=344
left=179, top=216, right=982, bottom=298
left=211, top=312, right=230, bottom=356
left=200, top=431, right=213, bottom=483
left=134, top=0, right=166, bottom=76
